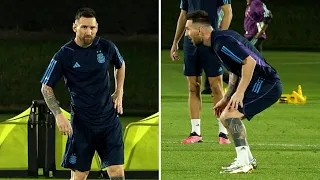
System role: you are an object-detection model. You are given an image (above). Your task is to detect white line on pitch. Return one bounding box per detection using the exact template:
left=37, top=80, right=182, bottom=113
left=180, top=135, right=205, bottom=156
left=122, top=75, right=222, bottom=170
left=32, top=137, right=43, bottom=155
left=274, top=62, right=320, bottom=65
left=162, top=141, right=320, bottom=147
left=162, top=62, right=320, bottom=65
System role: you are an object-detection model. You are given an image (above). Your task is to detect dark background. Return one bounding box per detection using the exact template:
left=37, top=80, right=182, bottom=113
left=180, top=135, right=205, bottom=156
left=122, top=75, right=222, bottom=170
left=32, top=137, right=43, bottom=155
left=0, top=0, right=158, bottom=116
left=162, top=0, right=320, bottom=50
left=0, top=0, right=158, bottom=35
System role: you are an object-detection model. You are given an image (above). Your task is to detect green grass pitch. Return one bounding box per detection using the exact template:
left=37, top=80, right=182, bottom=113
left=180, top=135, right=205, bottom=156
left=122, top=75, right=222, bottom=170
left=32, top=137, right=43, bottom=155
left=161, top=50, right=320, bottom=180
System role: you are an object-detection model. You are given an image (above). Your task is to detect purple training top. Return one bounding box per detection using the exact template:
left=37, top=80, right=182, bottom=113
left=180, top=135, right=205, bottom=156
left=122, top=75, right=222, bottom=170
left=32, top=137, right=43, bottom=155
left=211, top=30, right=279, bottom=81
left=244, top=0, right=272, bottom=39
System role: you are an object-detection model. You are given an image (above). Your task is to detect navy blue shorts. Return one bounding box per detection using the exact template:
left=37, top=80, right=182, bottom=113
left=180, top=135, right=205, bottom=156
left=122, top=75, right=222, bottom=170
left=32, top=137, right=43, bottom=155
left=238, top=78, right=282, bottom=120
left=183, top=37, right=223, bottom=77
left=61, top=115, right=124, bottom=172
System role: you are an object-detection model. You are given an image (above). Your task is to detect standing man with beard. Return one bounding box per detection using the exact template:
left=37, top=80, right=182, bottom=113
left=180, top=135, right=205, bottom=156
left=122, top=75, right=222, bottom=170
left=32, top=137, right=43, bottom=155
left=40, top=8, right=126, bottom=180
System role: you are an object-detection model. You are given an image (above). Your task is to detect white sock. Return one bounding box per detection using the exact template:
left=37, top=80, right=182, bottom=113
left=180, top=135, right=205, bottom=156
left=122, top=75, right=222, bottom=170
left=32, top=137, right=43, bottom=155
left=247, top=146, right=254, bottom=160
left=191, top=119, right=201, bottom=135
left=235, top=146, right=250, bottom=166
left=217, top=118, right=228, bottom=135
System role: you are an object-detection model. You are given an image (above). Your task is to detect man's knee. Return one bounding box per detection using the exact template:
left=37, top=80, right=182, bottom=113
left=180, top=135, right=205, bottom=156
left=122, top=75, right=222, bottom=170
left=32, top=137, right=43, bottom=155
left=219, top=111, right=228, bottom=127
left=107, top=165, right=125, bottom=178
left=187, top=76, right=201, bottom=93
left=220, top=109, right=229, bottom=122
left=208, top=76, right=223, bottom=96
left=220, top=109, right=244, bottom=124
left=72, top=171, right=89, bottom=180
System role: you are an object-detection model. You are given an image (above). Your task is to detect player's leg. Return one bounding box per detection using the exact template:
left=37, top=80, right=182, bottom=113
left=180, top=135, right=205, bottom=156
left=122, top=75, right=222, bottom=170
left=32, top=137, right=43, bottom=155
left=182, top=75, right=203, bottom=144
left=106, top=165, right=125, bottom=180
left=181, top=37, right=203, bottom=144
left=96, top=118, right=125, bottom=179
left=222, top=71, right=229, bottom=84
left=70, top=170, right=89, bottom=180
left=204, top=71, right=229, bottom=95
left=219, top=78, right=282, bottom=174
left=203, top=72, right=229, bottom=92
left=199, top=45, right=230, bottom=144
left=255, top=38, right=264, bottom=53
left=247, top=37, right=264, bottom=53
left=208, top=76, right=230, bottom=144
left=201, top=74, right=212, bottom=94
left=219, top=109, right=253, bottom=174
left=61, top=118, right=95, bottom=180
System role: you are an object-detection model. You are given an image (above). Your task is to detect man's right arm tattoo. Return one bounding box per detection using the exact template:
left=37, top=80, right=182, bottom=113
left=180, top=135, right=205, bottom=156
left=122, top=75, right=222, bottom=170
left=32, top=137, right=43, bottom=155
left=225, top=73, right=239, bottom=100
left=41, top=84, right=62, bottom=116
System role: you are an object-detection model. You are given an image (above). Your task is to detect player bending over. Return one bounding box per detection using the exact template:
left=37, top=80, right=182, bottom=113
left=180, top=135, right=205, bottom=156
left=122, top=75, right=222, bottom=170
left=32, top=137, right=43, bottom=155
left=185, top=10, right=282, bottom=174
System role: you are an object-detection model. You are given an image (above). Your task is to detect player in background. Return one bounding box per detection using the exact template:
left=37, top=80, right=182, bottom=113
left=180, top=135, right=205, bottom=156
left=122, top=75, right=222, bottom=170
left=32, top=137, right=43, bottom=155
left=244, top=0, right=272, bottom=52
left=170, top=0, right=233, bottom=145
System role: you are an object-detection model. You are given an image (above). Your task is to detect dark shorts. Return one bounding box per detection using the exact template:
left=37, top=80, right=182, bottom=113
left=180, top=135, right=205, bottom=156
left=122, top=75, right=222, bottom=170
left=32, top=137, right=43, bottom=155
left=183, top=37, right=223, bottom=77
left=61, top=115, right=124, bottom=172
left=238, top=77, right=282, bottom=120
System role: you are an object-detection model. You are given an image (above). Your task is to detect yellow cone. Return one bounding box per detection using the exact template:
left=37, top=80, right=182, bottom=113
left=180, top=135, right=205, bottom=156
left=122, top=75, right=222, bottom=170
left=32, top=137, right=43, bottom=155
left=297, top=85, right=303, bottom=96
left=292, top=91, right=305, bottom=103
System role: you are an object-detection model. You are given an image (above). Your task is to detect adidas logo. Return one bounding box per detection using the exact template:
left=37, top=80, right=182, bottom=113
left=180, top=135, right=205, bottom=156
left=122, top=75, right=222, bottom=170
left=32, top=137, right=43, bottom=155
left=73, top=62, right=81, bottom=68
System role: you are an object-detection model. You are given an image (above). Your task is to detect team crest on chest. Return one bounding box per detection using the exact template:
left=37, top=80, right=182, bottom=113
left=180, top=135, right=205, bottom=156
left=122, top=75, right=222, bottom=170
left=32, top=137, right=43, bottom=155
left=96, top=50, right=105, bottom=63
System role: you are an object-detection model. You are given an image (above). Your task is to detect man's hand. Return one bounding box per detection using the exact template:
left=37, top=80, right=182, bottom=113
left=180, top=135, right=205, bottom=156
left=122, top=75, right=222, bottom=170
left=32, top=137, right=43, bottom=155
left=112, top=90, right=124, bottom=115
left=170, top=43, right=180, bottom=61
left=55, top=113, right=72, bottom=136
left=41, top=84, right=71, bottom=136
left=213, top=98, right=229, bottom=117
left=227, top=91, right=245, bottom=111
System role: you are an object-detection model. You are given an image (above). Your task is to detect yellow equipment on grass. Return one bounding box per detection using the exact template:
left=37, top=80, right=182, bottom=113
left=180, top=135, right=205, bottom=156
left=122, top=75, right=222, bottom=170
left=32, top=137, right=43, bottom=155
left=277, top=85, right=306, bottom=104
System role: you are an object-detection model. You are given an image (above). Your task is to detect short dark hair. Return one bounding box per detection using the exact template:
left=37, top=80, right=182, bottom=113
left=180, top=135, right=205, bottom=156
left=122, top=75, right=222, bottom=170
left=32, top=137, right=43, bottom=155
left=75, top=7, right=96, bottom=20
left=186, top=10, right=211, bottom=25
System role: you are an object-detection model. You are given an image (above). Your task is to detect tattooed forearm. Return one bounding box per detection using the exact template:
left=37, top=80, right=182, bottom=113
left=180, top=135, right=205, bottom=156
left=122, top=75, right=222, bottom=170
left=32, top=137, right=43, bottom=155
left=224, top=73, right=239, bottom=100
left=41, top=84, right=61, bottom=116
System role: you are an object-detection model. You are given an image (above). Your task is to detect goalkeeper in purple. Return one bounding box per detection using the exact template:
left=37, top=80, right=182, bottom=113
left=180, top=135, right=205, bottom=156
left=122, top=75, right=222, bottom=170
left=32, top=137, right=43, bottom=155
left=185, top=10, right=282, bottom=174
left=40, top=8, right=126, bottom=180
left=244, top=0, right=272, bottom=52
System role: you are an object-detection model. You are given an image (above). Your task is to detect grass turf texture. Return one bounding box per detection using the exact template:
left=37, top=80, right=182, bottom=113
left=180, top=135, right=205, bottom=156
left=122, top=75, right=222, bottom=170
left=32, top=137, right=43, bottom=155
left=161, top=50, right=320, bottom=179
